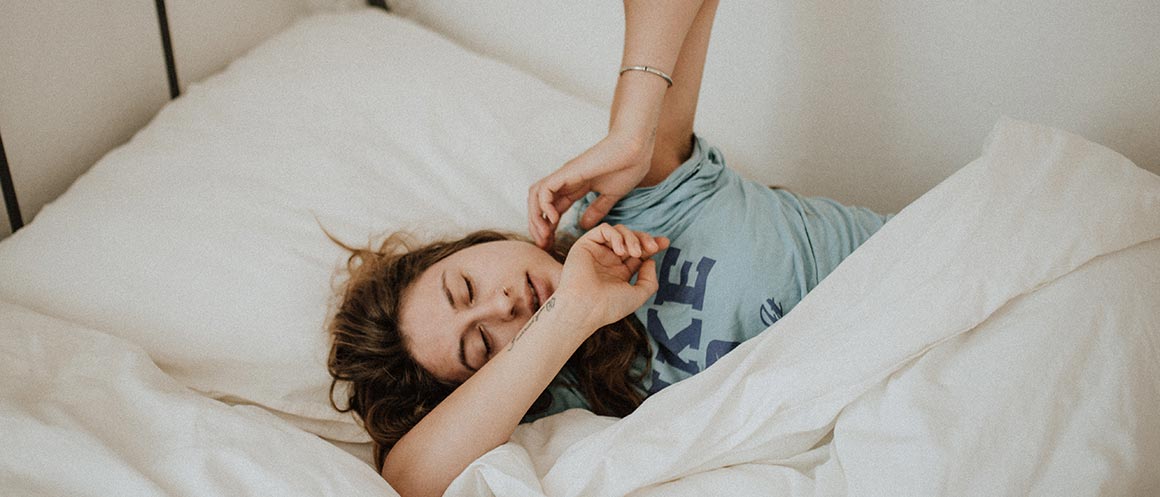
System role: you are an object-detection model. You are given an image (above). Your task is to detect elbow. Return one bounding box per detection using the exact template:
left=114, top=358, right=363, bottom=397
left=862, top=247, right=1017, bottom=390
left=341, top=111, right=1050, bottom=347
left=382, top=451, right=447, bottom=497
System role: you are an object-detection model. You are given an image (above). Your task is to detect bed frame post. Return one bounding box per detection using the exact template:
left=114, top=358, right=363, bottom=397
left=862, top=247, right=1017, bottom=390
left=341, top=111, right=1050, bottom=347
left=0, top=127, right=23, bottom=232
left=154, top=0, right=181, bottom=99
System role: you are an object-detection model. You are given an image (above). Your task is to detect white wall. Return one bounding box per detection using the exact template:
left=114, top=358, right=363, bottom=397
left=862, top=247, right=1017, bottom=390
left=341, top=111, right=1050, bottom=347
left=0, top=0, right=171, bottom=238
left=782, top=0, right=1160, bottom=212
left=0, top=0, right=334, bottom=240
left=167, top=0, right=316, bottom=92
left=391, top=0, right=1160, bottom=214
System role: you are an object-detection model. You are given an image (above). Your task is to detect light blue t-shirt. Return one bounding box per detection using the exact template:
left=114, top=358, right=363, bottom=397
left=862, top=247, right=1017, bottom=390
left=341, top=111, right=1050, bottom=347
left=528, top=136, right=890, bottom=420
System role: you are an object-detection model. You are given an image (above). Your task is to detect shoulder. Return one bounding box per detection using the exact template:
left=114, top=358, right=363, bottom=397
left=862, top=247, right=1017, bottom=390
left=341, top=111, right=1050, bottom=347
left=572, top=136, right=732, bottom=229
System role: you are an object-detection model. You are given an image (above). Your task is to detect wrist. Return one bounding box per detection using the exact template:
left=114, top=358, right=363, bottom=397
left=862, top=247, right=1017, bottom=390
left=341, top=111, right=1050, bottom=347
left=608, top=70, right=666, bottom=140
left=548, top=288, right=607, bottom=332
left=600, top=128, right=652, bottom=168
left=609, top=103, right=662, bottom=142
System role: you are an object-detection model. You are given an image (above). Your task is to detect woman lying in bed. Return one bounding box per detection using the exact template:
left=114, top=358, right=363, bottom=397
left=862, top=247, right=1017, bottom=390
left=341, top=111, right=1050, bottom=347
left=327, top=1, right=888, bottom=496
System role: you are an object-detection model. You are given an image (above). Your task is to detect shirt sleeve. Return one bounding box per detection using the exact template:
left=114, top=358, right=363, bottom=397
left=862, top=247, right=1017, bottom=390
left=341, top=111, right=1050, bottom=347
left=568, top=135, right=726, bottom=240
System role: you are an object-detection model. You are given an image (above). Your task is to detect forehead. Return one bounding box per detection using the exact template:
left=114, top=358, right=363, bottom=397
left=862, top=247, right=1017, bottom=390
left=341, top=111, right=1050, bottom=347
left=446, top=239, right=525, bottom=262
left=398, top=255, right=461, bottom=380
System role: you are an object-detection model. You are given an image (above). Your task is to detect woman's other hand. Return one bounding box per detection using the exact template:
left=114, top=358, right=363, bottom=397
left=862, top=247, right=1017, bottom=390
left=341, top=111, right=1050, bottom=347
left=528, top=129, right=656, bottom=250
left=527, top=0, right=714, bottom=251
left=556, top=224, right=669, bottom=329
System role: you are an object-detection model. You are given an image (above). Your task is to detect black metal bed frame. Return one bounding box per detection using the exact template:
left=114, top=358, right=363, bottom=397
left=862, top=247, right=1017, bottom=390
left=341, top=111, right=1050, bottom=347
left=0, top=0, right=389, bottom=234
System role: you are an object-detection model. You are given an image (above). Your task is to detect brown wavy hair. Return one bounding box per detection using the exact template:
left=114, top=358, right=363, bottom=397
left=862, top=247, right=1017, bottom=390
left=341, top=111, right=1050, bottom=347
left=325, top=230, right=651, bottom=471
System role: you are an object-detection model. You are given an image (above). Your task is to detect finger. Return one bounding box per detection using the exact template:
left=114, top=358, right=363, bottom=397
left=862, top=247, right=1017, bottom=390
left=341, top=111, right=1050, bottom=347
left=527, top=184, right=544, bottom=246
left=552, top=197, right=574, bottom=219
left=631, top=230, right=660, bottom=256
left=580, top=194, right=621, bottom=230
left=534, top=215, right=551, bottom=249
left=589, top=223, right=628, bottom=257
left=540, top=208, right=565, bottom=251
left=538, top=183, right=561, bottom=226
left=554, top=175, right=593, bottom=217
left=604, top=224, right=627, bottom=256
left=528, top=182, right=558, bottom=248
left=553, top=184, right=588, bottom=214
left=537, top=218, right=556, bottom=250
left=534, top=217, right=553, bottom=249
left=614, top=225, right=641, bottom=258
left=633, top=259, right=660, bottom=295
left=549, top=210, right=563, bottom=247
left=624, top=256, right=643, bottom=274
left=634, top=232, right=656, bottom=254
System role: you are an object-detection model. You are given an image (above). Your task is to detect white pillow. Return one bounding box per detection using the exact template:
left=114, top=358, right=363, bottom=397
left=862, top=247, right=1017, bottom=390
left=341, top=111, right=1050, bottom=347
left=0, top=9, right=606, bottom=442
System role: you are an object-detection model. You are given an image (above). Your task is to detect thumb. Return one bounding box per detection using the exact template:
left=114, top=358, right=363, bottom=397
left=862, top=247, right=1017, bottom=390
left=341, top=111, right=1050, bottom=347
left=632, top=259, right=660, bottom=297
left=580, top=194, right=621, bottom=229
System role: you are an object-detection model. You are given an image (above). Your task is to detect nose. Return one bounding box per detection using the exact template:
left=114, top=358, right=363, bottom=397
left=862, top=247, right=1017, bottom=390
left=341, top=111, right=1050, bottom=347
left=474, top=286, right=518, bottom=322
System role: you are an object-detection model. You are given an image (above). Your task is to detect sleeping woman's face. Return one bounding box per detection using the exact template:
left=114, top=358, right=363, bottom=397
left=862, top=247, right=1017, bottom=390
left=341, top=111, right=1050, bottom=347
left=398, top=240, right=562, bottom=383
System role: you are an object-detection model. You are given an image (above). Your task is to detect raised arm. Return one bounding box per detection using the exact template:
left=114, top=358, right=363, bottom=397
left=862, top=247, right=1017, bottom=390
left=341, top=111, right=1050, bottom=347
left=529, top=0, right=719, bottom=249
left=618, top=0, right=718, bottom=186
left=381, top=225, right=667, bottom=497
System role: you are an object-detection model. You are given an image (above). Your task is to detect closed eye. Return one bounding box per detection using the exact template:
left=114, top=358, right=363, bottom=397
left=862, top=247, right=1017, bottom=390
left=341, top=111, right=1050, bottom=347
left=462, top=325, right=490, bottom=372
left=482, top=325, right=491, bottom=357
left=479, top=325, right=491, bottom=358
left=464, top=275, right=474, bottom=304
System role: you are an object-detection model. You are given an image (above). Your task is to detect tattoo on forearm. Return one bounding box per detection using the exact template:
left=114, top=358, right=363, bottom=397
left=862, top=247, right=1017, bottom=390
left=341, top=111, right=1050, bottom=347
left=508, top=296, right=556, bottom=351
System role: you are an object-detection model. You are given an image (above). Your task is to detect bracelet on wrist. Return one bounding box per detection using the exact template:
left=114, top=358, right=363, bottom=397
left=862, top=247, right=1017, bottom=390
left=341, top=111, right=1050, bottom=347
left=618, top=65, right=673, bottom=87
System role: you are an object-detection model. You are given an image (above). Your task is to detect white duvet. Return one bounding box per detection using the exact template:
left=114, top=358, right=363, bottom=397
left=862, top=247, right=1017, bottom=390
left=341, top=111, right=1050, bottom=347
left=3, top=117, right=1158, bottom=496
left=0, top=302, right=390, bottom=496
left=443, top=118, right=1160, bottom=497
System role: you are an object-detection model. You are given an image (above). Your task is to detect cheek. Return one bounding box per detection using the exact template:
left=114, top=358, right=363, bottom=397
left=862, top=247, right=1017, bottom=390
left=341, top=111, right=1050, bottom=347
left=493, top=320, right=524, bottom=345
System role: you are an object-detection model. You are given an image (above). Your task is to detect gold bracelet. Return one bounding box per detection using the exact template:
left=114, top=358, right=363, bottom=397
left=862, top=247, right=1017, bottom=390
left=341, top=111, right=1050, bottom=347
left=618, top=65, right=673, bottom=87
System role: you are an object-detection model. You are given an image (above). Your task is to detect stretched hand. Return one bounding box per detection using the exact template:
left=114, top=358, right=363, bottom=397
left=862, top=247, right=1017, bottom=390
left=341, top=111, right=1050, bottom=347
left=528, top=132, right=655, bottom=249
left=556, top=224, right=669, bottom=329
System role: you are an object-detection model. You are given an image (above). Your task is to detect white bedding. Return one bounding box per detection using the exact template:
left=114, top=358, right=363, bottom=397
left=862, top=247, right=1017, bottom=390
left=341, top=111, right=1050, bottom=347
left=446, top=118, right=1160, bottom=496
left=2, top=8, right=1159, bottom=497
left=3, top=119, right=1157, bottom=496
left=0, top=301, right=390, bottom=496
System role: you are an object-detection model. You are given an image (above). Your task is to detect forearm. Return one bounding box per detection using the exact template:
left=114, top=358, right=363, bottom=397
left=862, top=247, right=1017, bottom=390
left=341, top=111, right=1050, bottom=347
left=609, top=0, right=702, bottom=136
left=381, top=295, right=594, bottom=497
left=649, top=0, right=717, bottom=184
left=611, top=0, right=717, bottom=187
